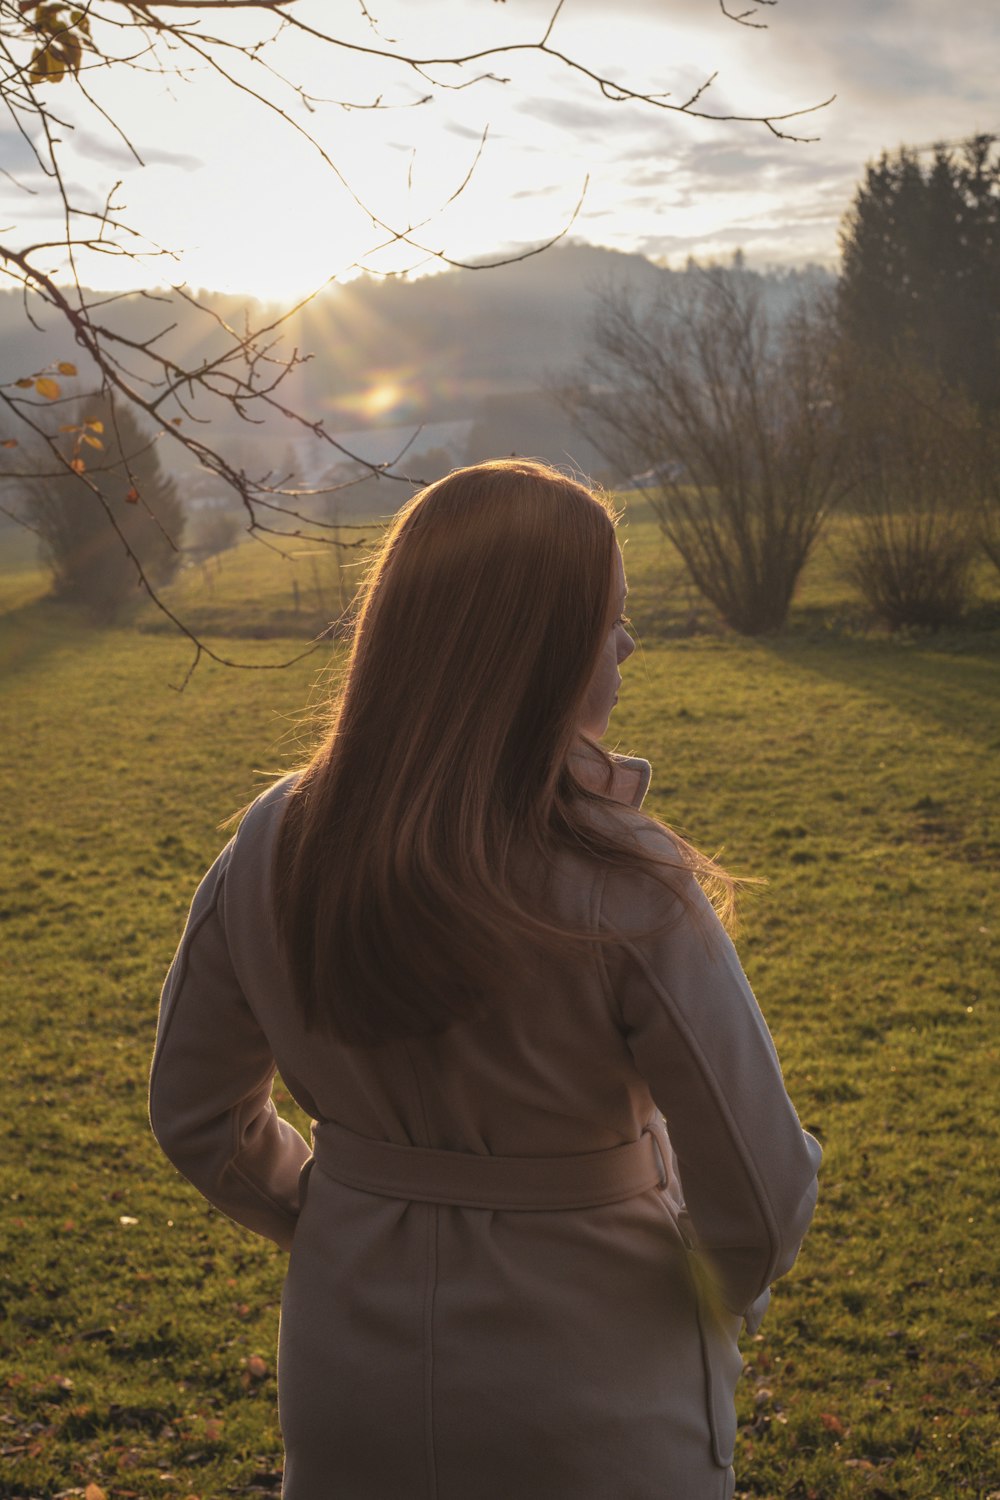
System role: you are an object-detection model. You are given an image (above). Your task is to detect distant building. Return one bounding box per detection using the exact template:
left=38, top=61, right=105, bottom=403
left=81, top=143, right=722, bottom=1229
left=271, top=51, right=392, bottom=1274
left=298, top=420, right=476, bottom=487
left=628, top=462, right=685, bottom=489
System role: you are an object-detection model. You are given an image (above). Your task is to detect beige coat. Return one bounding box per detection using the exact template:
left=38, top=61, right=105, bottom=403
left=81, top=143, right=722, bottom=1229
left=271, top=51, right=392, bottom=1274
left=149, top=751, right=821, bottom=1500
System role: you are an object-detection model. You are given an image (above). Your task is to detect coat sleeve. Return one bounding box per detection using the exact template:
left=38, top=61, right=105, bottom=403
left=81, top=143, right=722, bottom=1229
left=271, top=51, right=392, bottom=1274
left=601, top=855, right=821, bottom=1324
left=149, top=841, right=311, bottom=1251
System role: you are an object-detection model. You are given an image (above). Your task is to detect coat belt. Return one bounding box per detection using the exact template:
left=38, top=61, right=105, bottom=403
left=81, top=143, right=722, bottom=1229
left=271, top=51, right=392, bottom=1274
left=310, top=1115, right=671, bottom=1211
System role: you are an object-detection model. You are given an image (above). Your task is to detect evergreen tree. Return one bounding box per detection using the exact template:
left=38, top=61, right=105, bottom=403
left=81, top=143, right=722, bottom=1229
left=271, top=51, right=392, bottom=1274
left=26, top=399, right=185, bottom=621
left=838, top=134, right=1000, bottom=412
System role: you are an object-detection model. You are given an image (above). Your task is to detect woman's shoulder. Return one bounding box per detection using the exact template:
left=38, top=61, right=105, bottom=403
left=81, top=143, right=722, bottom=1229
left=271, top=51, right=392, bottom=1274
left=230, top=771, right=303, bottom=857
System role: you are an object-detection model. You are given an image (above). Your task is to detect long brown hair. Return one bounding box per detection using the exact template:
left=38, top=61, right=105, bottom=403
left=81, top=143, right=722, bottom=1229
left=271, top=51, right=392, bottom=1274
left=274, top=459, right=734, bottom=1045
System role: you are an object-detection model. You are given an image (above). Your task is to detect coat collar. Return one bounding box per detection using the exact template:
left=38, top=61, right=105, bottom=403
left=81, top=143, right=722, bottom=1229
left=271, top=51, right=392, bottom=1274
left=611, top=752, right=652, bottom=810
left=568, top=739, right=651, bottom=811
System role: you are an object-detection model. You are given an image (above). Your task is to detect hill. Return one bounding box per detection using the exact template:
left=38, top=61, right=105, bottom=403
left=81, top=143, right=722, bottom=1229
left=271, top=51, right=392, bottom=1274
left=0, top=247, right=835, bottom=501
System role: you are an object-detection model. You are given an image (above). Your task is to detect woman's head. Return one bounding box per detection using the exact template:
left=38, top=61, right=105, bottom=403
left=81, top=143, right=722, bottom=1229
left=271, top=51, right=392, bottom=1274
left=344, top=458, right=630, bottom=808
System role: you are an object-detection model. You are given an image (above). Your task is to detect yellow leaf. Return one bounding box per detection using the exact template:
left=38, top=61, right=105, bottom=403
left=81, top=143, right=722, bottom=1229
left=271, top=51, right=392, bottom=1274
left=58, top=423, right=78, bottom=432
left=29, top=46, right=63, bottom=84
left=70, top=457, right=86, bottom=474
left=15, top=378, right=34, bottom=389
left=57, top=361, right=77, bottom=376
left=84, top=1484, right=106, bottom=1500
left=34, top=376, right=60, bottom=400
left=50, top=38, right=81, bottom=77
left=85, top=419, right=104, bottom=433
left=81, top=433, right=103, bottom=449
left=37, top=3, right=66, bottom=30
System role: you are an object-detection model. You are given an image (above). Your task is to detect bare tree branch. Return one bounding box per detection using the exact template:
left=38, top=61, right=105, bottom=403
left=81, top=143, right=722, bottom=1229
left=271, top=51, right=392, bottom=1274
left=719, top=0, right=778, bottom=31
left=0, top=0, right=832, bottom=676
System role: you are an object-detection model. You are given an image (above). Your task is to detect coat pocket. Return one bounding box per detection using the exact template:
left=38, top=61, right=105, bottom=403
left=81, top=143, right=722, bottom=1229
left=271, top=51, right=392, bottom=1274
left=297, top=1153, right=315, bottom=1210
left=286, top=1155, right=315, bottom=1256
left=681, top=1243, right=744, bottom=1468
left=656, top=1186, right=744, bottom=1469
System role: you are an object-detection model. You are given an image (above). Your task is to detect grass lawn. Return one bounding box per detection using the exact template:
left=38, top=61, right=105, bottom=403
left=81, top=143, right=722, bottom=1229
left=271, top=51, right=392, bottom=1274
left=0, top=504, right=997, bottom=1499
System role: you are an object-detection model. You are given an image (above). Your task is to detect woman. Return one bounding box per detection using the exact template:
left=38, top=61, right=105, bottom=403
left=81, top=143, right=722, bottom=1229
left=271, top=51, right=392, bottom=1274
left=150, top=459, right=820, bottom=1500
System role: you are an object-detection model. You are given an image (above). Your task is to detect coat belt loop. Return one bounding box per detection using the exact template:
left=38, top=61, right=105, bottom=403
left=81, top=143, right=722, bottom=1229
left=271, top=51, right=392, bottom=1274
left=643, top=1117, right=670, bottom=1189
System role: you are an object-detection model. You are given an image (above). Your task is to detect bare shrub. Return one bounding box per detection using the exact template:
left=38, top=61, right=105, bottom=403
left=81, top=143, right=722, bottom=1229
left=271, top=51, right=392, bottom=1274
left=840, top=360, right=979, bottom=629
left=566, top=266, right=848, bottom=635
left=975, top=420, right=1000, bottom=575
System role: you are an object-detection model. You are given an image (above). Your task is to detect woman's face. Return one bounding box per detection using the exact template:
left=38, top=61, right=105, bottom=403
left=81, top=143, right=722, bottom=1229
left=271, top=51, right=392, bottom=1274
left=578, top=547, right=634, bottom=740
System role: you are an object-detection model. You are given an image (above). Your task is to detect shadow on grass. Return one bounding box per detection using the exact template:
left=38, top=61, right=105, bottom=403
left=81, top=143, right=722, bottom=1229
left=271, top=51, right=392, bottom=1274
left=0, top=596, right=109, bottom=682
left=756, top=610, right=1000, bottom=747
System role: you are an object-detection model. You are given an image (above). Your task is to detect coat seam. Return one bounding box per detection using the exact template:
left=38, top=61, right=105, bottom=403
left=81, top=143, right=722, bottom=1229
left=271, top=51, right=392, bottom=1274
left=148, top=858, right=229, bottom=1114
left=423, top=1203, right=439, bottom=1500
left=404, top=1041, right=432, bottom=1149
left=607, top=923, right=784, bottom=1302
left=152, top=853, right=297, bottom=1231
left=593, top=865, right=626, bottom=1030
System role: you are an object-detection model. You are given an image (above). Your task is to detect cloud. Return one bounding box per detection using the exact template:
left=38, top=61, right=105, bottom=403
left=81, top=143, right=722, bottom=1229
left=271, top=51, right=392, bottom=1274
left=444, top=120, right=494, bottom=142
left=72, top=128, right=202, bottom=173
left=516, top=96, right=625, bottom=138
left=819, top=32, right=965, bottom=106
left=627, top=219, right=841, bottom=270
left=619, top=139, right=853, bottom=197
left=0, top=127, right=46, bottom=180
left=749, top=0, right=1000, bottom=122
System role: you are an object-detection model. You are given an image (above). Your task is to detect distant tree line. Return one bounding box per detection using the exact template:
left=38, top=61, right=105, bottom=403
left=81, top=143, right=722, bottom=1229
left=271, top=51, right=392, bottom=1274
left=570, top=132, right=1000, bottom=634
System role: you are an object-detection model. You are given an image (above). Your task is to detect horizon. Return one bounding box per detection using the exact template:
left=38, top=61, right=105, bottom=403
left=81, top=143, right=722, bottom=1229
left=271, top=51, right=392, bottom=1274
left=0, top=237, right=840, bottom=307
left=2, top=0, right=996, bottom=303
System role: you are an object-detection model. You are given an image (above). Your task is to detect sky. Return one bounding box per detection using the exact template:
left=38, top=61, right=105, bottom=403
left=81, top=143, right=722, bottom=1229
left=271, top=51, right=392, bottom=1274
left=1, top=0, right=998, bottom=301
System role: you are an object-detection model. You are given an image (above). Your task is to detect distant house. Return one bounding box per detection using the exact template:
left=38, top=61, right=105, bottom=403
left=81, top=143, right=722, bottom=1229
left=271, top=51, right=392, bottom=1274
left=184, top=469, right=239, bottom=514
left=298, top=420, right=476, bottom=486
left=628, top=461, right=685, bottom=489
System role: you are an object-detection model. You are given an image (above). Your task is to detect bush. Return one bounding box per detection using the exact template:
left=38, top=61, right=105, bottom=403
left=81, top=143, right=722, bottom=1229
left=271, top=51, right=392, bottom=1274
left=840, top=359, right=979, bottom=629
left=568, top=265, right=848, bottom=635
left=844, top=515, right=977, bottom=630
left=975, top=420, right=1000, bottom=574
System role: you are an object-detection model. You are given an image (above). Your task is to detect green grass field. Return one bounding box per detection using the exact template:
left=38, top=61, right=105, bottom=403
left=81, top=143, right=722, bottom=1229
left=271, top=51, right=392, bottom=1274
left=1, top=504, right=998, bottom=1499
